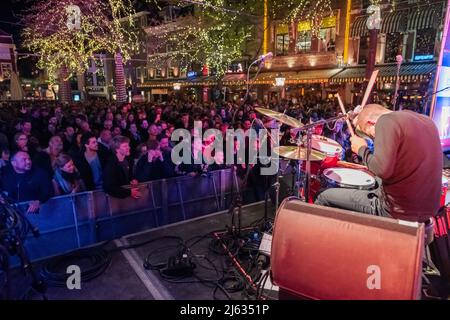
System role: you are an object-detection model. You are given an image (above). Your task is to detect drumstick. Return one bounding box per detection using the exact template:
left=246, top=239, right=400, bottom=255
left=360, top=69, right=379, bottom=109
left=337, top=161, right=368, bottom=171
left=336, top=93, right=355, bottom=137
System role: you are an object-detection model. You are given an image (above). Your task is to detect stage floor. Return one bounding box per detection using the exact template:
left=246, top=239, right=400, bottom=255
left=7, top=198, right=450, bottom=300
left=10, top=201, right=273, bottom=300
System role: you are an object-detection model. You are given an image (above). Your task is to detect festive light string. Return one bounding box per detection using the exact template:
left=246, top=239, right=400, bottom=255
left=21, top=0, right=139, bottom=84
left=144, top=0, right=344, bottom=76
left=145, top=0, right=259, bottom=77
left=271, top=0, right=333, bottom=36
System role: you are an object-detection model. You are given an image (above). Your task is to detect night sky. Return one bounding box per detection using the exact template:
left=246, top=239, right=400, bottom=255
left=0, top=0, right=30, bottom=41
left=0, top=0, right=163, bottom=77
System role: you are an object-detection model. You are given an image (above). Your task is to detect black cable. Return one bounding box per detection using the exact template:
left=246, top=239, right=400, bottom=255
left=111, top=235, right=184, bottom=252
left=40, top=247, right=111, bottom=287
left=143, top=243, right=186, bottom=271
left=213, top=282, right=233, bottom=300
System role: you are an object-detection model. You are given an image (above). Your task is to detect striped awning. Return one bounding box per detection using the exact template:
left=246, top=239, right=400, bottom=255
left=331, top=62, right=436, bottom=83
left=381, top=11, right=407, bottom=34
left=350, top=16, right=369, bottom=38
left=407, top=6, right=441, bottom=30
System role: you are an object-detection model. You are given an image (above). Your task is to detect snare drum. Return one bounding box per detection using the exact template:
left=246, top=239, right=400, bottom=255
left=300, top=135, right=343, bottom=174
left=322, top=167, right=376, bottom=190
left=310, top=135, right=343, bottom=169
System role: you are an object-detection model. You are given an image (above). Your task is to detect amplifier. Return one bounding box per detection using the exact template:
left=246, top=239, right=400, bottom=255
left=271, top=199, right=424, bottom=300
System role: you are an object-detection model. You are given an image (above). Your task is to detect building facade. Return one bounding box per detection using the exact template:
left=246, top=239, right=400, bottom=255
left=0, top=29, right=18, bottom=99
left=132, top=0, right=445, bottom=106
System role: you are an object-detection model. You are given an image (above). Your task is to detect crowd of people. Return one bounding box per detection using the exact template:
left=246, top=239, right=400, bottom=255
left=0, top=94, right=378, bottom=213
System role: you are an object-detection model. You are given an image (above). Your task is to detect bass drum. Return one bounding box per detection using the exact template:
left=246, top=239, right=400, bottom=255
left=268, top=159, right=323, bottom=206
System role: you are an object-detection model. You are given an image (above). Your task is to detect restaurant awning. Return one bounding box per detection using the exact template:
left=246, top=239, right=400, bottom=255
left=407, top=6, right=442, bottom=30
left=138, top=69, right=343, bottom=88
left=381, top=11, right=407, bottom=34
left=350, top=16, right=369, bottom=38
left=252, top=68, right=343, bottom=85
left=137, top=76, right=218, bottom=88
left=330, top=62, right=436, bottom=83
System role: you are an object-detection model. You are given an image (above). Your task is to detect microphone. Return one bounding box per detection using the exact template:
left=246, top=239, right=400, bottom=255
left=347, top=105, right=363, bottom=121
left=256, top=52, right=273, bottom=62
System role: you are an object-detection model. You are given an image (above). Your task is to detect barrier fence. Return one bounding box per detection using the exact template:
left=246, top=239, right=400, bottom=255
left=14, top=168, right=258, bottom=262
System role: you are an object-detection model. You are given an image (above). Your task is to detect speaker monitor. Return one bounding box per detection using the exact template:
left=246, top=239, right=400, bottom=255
left=271, top=199, right=424, bottom=300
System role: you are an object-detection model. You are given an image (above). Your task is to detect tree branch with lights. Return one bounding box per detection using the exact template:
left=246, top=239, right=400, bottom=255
left=21, top=0, right=139, bottom=103
left=146, top=0, right=261, bottom=78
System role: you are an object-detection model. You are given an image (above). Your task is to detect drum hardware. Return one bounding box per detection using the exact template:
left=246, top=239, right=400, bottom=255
left=292, top=113, right=349, bottom=202
left=256, top=107, right=350, bottom=203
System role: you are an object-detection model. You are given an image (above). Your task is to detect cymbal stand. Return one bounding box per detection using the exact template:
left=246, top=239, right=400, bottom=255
left=297, top=113, right=349, bottom=203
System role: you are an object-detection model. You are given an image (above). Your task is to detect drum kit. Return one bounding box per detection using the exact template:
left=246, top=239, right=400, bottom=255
left=255, top=107, right=377, bottom=207
left=254, top=70, right=381, bottom=208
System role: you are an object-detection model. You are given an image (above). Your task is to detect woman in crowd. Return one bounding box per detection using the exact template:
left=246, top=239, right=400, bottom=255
left=52, top=153, right=86, bottom=196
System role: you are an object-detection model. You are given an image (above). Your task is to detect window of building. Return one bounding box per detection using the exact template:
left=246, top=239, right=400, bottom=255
left=148, top=68, right=155, bottom=79
left=156, top=69, right=163, bottom=78
left=0, top=63, right=12, bottom=79
left=296, top=28, right=336, bottom=53
left=136, top=67, right=141, bottom=80
left=414, top=28, right=437, bottom=61
left=358, top=36, right=369, bottom=64
left=276, top=34, right=289, bottom=56
left=297, top=31, right=312, bottom=52
left=143, top=67, right=148, bottom=79
left=97, top=75, right=106, bottom=86
left=85, top=74, right=94, bottom=87
left=385, top=32, right=402, bottom=63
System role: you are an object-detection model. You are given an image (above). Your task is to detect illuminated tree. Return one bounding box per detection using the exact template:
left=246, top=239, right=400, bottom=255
left=21, top=0, right=139, bottom=103
left=146, top=0, right=262, bottom=78
left=271, top=0, right=333, bottom=36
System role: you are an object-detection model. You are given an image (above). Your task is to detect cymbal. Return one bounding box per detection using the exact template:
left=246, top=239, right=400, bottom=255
left=255, top=107, right=303, bottom=128
left=273, top=146, right=327, bottom=161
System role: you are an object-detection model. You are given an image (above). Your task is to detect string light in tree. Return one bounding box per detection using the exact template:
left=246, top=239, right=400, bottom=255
left=271, top=0, right=333, bottom=36
left=145, top=0, right=259, bottom=78
left=21, top=0, right=139, bottom=85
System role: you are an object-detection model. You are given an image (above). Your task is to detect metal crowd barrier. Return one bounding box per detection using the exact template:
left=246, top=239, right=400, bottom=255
left=15, top=168, right=257, bottom=262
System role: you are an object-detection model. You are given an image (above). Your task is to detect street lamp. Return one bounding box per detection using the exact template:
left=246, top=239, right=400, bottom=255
left=275, top=73, right=286, bottom=101
left=275, top=73, right=286, bottom=87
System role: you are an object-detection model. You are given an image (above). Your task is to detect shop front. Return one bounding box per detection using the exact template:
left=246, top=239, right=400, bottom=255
left=330, top=61, right=436, bottom=106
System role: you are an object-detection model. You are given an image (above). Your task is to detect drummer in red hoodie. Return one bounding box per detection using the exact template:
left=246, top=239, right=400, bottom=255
left=315, top=104, right=442, bottom=223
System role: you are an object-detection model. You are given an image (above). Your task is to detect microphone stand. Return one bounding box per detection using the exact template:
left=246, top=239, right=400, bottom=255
left=243, top=57, right=267, bottom=103
left=393, top=56, right=403, bottom=111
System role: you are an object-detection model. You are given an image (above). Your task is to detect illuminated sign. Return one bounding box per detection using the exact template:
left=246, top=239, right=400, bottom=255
left=431, top=3, right=450, bottom=148
left=414, top=54, right=434, bottom=61
left=277, top=15, right=338, bottom=35
left=187, top=71, right=197, bottom=78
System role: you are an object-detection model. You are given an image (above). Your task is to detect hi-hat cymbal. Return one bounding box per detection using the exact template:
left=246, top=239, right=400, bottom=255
left=273, top=146, right=327, bottom=161
left=255, top=107, right=303, bottom=128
